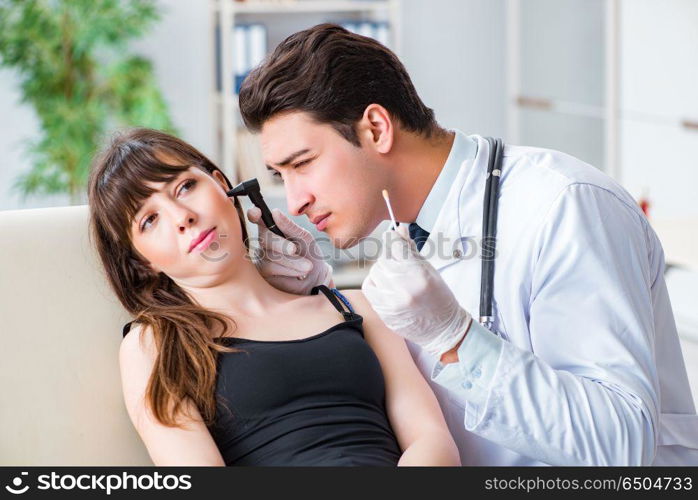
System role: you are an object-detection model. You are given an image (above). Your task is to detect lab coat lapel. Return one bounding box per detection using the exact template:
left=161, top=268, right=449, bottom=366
left=421, top=135, right=491, bottom=272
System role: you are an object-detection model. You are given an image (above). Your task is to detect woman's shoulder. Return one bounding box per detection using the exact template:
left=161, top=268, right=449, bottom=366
left=275, top=290, right=346, bottom=323
left=336, top=289, right=369, bottom=315
left=336, top=289, right=412, bottom=359
left=290, top=287, right=364, bottom=321
left=336, top=288, right=360, bottom=300
left=120, top=321, right=157, bottom=365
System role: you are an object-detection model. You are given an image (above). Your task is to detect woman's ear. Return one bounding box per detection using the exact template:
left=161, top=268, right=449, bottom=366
left=358, top=103, right=394, bottom=154
left=211, top=170, right=230, bottom=192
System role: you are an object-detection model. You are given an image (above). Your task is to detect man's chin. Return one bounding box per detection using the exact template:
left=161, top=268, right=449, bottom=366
left=332, top=236, right=362, bottom=250
left=327, top=227, right=373, bottom=250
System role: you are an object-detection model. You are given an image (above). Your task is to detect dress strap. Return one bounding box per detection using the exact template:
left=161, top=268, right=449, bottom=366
left=123, top=287, right=360, bottom=337
left=310, top=285, right=358, bottom=321
left=122, top=321, right=133, bottom=338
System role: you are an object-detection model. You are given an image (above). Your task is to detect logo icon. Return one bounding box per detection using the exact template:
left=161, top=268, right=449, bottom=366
left=5, top=472, right=29, bottom=494
left=200, top=232, right=229, bottom=262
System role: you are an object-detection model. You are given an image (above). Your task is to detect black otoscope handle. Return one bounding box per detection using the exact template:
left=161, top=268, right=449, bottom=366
left=245, top=189, right=286, bottom=239
left=257, top=202, right=286, bottom=239
left=227, top=178, right=287, bottom=239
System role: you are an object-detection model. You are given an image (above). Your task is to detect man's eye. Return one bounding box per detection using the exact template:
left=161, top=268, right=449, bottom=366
left=269, top=159, right=311, bottom=181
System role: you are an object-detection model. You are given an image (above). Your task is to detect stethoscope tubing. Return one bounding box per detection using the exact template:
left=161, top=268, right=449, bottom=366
left=479, top=137, right=503, bottom=329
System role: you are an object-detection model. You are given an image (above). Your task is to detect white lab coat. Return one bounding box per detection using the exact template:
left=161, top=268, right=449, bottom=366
left=408, top=134, right=698, bottom=465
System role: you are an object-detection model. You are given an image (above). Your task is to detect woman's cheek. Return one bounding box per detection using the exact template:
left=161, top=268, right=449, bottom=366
left=142, top=230, right=181, bottom=273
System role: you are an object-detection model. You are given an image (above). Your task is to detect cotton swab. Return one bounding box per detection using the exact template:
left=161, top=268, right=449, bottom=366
left=382, top=189, right=398, bottom=231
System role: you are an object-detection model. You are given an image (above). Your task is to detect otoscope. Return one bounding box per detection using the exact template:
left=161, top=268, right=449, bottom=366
left=226, top=178, right=286, bottom=238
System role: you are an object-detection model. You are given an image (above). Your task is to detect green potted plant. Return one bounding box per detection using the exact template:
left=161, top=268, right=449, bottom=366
left=0, top=0, right=177, bottom=205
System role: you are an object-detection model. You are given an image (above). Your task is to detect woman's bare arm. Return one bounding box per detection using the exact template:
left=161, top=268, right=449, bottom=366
left=341, top=290, right=461, bottom=466
left=119, top=323, right=226, bottom=466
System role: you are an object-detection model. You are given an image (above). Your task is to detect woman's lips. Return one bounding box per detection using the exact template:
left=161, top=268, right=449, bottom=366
left=191, top=228, right=217, bottom=253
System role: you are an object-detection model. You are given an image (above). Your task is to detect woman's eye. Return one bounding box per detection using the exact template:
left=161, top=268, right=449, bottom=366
left=271, top=170, right=283, bottom=180
left=141, top=214, right=156, bottom=231
left=140, top=179, right=197, bottom=231
left=179, top=179, right=197, bottom=193
left=294, top=159, right=311, bottom=168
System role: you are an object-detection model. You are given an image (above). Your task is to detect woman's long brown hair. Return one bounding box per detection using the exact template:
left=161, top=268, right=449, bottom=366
left=87, top=128, right=247, bottom=428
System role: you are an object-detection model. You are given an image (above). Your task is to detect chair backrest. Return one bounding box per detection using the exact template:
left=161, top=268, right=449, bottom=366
left=0, top=205, right=151, bottom=465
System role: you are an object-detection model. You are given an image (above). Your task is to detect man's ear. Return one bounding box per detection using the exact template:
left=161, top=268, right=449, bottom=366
left=359, top=103, right=394, bottom=154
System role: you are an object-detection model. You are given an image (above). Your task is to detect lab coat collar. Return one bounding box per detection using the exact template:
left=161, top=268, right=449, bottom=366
left=420, top=134, right=493, bottom=272
left=415, top=129, right=478, bottom=234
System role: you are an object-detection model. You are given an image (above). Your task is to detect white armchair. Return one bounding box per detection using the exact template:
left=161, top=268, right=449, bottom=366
left=0, top=205, right=151, bottom=465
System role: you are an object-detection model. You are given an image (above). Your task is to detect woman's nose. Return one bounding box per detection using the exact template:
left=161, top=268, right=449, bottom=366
left=177, top=211, right=196, bottom=232
left=179, top=217, right=194, bottom=231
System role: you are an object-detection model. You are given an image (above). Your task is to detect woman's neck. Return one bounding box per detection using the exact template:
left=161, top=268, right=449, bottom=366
left=178, top=256, right=298, bottom=321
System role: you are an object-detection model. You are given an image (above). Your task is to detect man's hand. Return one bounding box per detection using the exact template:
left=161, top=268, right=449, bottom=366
left=361, top=224, right=473, bottom=357
left=247, top=207, right=332, bottom=295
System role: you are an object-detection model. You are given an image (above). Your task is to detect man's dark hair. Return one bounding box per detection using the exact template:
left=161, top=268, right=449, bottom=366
left=239, top=23, right=442, bottom=146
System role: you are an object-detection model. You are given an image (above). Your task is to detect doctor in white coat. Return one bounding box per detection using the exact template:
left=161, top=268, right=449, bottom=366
left=238, top=23, right=698, bottom=465
left=359, top=132, right=698, bottom=466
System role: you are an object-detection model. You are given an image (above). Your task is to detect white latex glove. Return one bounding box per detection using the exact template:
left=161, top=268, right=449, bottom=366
left=361, top=224, right=473, bottom=357
left=247, top=207, right=332, bottom=295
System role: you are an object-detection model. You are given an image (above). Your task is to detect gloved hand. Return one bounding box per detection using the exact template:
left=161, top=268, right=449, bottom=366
left=361, top=224, right=473, bottom=357
left=247, top=207, right=333, bottom=295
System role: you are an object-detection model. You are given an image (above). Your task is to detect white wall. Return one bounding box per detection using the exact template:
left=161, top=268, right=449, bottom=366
left=0, top=0, right=506, bottom=212
left=401, top=0, right=507, bottom=137
left=3, top=0, right=697, bottom=222
left=130, top=0, right=214, bottom=160
left=516, top=0, right=606, bottom=171
left=618, top=0, right=698, bottom=219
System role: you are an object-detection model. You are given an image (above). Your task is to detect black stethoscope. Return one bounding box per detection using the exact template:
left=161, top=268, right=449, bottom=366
left=479, top=137, right=504, bottom=333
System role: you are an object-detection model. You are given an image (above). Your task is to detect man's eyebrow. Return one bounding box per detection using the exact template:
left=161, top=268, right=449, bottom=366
left=265, top=148, right=311, bottom=170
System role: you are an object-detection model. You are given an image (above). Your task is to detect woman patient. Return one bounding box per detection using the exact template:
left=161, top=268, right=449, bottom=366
left=87, top=128, right=459, bottom=466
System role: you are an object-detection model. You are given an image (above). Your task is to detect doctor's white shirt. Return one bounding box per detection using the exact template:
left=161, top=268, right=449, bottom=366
left=407, top=130, right=698, bottom=465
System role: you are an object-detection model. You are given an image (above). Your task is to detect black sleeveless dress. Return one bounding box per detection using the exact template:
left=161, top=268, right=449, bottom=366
left=122, top=285, right=401, bottom=466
